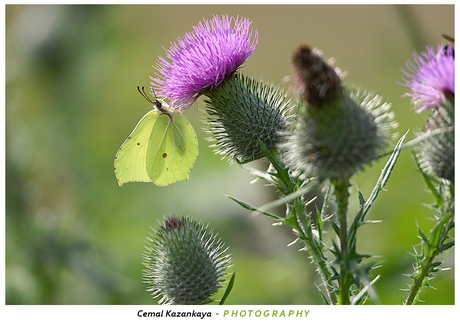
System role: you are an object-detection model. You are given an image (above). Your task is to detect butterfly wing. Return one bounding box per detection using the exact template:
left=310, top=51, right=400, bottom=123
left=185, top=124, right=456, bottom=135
left=114, top=110, right=161, bottom=186
left=146, top=113, right=199, bottom=186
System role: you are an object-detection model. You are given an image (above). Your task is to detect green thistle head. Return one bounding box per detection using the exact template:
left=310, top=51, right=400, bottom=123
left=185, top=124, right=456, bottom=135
left=142, top=215, right=232, bottom=305
left=282, top=45, right=397, bottom=180
left=416, top=106, right=454, bottom=181
left=203, top=73, right=291, bottom=163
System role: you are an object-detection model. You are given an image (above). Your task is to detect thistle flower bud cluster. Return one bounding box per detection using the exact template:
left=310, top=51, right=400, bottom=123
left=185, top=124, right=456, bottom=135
left=282, top=45, right=396, bottom=180
left=142, top=215, right=231, bottom=305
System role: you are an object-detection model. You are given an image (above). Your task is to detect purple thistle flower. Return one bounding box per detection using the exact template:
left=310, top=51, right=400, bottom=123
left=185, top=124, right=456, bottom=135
left=150, top=15, right=258, bottom=111
left=399, top=43, right=454, bottom=113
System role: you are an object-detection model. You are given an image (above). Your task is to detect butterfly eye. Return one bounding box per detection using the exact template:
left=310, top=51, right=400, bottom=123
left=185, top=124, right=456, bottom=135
left=154, top=100, right=164, bottom=112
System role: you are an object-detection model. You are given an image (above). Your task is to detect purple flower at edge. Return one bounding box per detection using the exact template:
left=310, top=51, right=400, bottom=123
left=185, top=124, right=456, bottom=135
left=399, top=43, right=454, bottom=113
left=150, top=15, right=258, bottom=111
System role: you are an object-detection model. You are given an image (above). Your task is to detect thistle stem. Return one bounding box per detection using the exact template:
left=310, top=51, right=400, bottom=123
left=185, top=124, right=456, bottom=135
left=291, top=197, right=337, bottom=305
left=404, top=201, right=454, bottom=305
left=333, top=177, right=352, bottom=305
left=404, top=250, right=436, bottom=305
left=257, top=146, right=338, bottom=304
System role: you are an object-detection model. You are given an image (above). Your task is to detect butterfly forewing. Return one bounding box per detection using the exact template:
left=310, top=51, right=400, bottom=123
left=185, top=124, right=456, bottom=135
left=114, top=110, right=162, bottom=186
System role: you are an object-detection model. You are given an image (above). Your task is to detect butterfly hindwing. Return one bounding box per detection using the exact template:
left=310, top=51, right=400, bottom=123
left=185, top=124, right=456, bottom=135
left=146, top=113, right=198, bottom=186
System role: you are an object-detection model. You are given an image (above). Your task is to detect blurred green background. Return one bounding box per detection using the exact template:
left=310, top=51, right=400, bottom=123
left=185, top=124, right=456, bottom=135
left=5, top=5, right=454, bottom=305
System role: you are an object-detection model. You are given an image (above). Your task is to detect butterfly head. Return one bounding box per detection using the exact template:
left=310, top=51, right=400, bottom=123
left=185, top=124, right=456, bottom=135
left=137, top=86, right=171, bottom=116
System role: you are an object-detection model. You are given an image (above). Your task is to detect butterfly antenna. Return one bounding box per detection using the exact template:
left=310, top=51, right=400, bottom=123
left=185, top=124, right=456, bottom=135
left=137, top=86, right=156, bottom=105
left=137, top=86, right=168, bottom=114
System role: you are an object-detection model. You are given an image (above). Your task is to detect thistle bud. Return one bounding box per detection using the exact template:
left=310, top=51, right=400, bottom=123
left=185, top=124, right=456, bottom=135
left=417, top=106, right=454, bottom=181
left=142, top=215, right=232, bottom=305
left=204, top=73, right=291, bottom=163
left=291, top=45, right=343, bottom=106
left=282, top=45, right=396, bottom=180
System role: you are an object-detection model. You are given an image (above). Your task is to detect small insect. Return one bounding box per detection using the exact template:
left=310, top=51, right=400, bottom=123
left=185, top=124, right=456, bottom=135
left=442, top=34, right=454, bottom=57
left=114, top=87, right=199, bottom=186
left=442, top=34, right=455, bottom=46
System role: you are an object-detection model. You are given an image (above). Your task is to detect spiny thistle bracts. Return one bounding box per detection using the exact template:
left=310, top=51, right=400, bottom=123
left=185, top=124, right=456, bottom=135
left=204, top=73, right=291, bottom=163
left=142, top=215, right=232, bottom=305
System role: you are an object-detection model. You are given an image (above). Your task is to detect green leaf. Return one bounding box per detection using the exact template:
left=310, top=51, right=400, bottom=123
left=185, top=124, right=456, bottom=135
left=330, top=239, right=341, bottom=259
left=351, top=274, right=380, bottom=305
left=418, top=227, right=429, bottom=244
left=441, top=241, right=455, bottom=252
left=357, top=190, right=365, bottom=207
left=239, top=163, right=274, bottom=183
left=227, top=195, right=283, bottom=220
left=379, top=132, right=407, bottom=189
left=315, top=284, right=331, bottom=305
left=349, top=132, right=406, bottom=237
left=257, top=140, right=293, bottom=194
left=219, top=272, right=235, bottom=305
left=319, top=182, right=332, bottom=222
left=400, top=126, right=453, bottom=151
left=248, top=187, right=318, bottom=217
left=330, top=221, right=340, bottom=238
left=114, top=103, right=198, bottom=186
left=258, top=140, right=287, bottom=181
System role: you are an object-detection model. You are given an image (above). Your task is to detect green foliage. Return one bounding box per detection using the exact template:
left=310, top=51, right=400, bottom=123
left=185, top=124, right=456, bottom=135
left=403, top=157, right=454, bottom=304
left=229, top=141, right=337, bottom=303
left=227, top=118, right=408, bottom=304
left=219, top=272, right=236, bottom=305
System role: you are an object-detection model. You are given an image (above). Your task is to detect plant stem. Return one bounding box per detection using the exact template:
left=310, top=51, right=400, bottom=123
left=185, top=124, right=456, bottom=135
left=259, top=145, right=338, bottom=304
left=291, top=197, right=337, bottom=305
left=404, top=207, right=454, bottom=305
left=404, top=252, right=435, bottom=305
left=333, top=177, right=351, bottom=305
left=404, top=177, right=454, bottom=305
